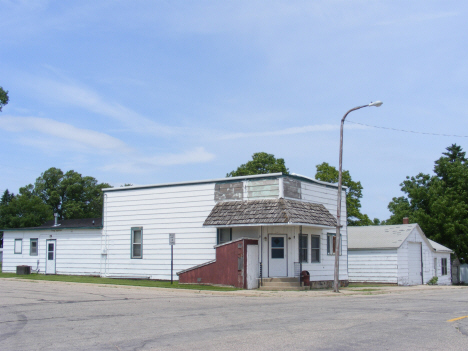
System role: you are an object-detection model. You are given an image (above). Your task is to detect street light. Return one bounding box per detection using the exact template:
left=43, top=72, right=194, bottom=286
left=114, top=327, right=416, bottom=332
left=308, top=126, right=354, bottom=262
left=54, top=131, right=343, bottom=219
left=333, top=101, right=383, bottom=293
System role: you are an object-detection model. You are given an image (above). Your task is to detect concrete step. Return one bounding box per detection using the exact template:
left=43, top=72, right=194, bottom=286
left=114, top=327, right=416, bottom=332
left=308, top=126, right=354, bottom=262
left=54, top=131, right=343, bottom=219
left=259, top=277, right=305, bottom=291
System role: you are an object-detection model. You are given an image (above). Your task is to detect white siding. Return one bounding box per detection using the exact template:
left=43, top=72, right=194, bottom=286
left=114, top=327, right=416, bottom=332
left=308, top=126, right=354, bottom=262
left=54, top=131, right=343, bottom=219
left=348, top=249, right=398, bottom=283
left=2, top=229, right=101, bottom=275
left=432, top=252, right=452, bottom=285
left=300, top=181, right=347, bottom=280
left=102, top=183, right=217, bottom=280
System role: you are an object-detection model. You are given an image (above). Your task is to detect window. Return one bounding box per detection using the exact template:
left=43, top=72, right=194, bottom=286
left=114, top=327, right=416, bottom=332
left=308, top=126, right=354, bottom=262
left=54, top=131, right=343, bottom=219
left=299, top=234, right=308, bottom=263
left=14, top=239, right=22, bottom=254
left=131, top=227, right=143, bottom=259
left=441, top=258, right=448, bottom=276
left=311, top=235, right=320, bottom=263
left=30, top=238, right=38, bottom=256
left=327, top=233, right=341, bottom=255
left=217, top=228, right=232, bottom=245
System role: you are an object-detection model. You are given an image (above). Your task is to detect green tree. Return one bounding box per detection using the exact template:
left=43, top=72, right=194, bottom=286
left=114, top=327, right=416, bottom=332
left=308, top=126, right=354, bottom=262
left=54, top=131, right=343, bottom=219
left=315, top=162, right=376, bottom=226
left=0, top=86, right=9, bottom=112
left=227, top=152, right=289, bottom=177
left=33, top=167, right=112, bottom=219
left=386, top=144, right=468, bottom=263
left=0, top=186, right=53, bottom=228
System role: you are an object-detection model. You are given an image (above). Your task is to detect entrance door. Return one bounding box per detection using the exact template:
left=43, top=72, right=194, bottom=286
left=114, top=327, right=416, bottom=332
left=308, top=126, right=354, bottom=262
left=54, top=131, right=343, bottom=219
left=269, top=235, right=287, bottom=277
left=45, top=239, right=56, bottom=274
left=408, top=242, right=422, bottom=285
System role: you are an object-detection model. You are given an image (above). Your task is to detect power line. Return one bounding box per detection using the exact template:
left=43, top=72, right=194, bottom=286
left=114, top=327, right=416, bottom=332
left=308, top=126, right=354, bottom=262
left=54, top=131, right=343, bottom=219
left=347, top=120, right=468, bottom=138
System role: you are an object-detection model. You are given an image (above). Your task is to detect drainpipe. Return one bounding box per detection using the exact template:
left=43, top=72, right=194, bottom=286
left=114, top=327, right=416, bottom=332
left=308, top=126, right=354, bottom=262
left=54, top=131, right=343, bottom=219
left=299, top=225, right=302, bottom=285
left=260, top=226, right=263, bottom=287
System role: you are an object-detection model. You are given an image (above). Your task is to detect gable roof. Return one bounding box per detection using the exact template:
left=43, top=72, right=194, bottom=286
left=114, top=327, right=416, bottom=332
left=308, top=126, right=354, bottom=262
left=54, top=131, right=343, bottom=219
left=428, top=239, right=453, bottom=253
left=2, top=218, right=102, bottom=231
left=203, top=199, right=336, bottom=227
left=348, top=224, right=453, bottom=253
left=348, top=224, right=418, bottom=250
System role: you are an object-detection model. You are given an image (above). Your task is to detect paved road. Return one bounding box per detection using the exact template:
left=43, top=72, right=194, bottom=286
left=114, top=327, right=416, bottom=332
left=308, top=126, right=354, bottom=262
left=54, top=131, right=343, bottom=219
left=1, top=279, right=467, bottom=351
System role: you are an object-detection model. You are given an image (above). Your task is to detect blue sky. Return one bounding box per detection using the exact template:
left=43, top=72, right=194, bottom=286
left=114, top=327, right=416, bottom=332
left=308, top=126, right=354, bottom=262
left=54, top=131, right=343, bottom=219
left=1, top=1, right=467, bottom=221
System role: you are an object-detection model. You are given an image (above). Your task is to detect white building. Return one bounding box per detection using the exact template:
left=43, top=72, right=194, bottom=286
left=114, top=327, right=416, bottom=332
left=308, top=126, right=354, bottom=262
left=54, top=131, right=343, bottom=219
left=1, top=218, right=102, bottom=275
left=2, top=173, right=348, bottom=288
left=348, top=224, right=452, bottom=285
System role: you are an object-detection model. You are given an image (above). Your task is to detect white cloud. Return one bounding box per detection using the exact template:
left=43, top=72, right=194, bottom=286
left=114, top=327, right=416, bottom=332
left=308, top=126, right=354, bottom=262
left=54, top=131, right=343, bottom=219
left=219, top=123, right=367, bottom=140
left=22, top=76, right=177, bottom=136
left=377, top=11, right=458, bottom=26
left=0, top=115, right=130, bottom=153
left=102, top=147, right=215, bottom=173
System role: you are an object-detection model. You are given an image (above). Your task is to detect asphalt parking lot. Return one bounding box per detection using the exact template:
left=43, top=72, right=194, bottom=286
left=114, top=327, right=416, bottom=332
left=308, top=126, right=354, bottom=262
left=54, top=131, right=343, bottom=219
left=1, top=279, right=467, bottom=351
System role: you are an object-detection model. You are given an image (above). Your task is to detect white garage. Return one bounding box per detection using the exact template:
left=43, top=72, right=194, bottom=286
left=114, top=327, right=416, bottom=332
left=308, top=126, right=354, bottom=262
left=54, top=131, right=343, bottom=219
left=348, top=224, right=452, bottom=285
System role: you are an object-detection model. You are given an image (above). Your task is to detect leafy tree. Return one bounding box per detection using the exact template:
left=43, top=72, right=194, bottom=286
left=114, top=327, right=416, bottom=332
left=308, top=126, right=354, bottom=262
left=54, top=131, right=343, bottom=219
left=315, top=162, right=376, bottom=226
left=33, top=167, right=112, bottom=219
left=227, top=152, right=289, bottom=177
left=386, top=144, right=468, bottom=263
left=0, top=86, right=9, bottom=112
left=0, top=185, right=52, bottom=228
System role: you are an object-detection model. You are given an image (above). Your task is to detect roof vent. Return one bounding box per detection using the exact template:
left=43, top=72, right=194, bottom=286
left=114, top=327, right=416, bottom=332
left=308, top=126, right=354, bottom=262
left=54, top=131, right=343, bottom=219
left=53, top=213, right=61, bottom=227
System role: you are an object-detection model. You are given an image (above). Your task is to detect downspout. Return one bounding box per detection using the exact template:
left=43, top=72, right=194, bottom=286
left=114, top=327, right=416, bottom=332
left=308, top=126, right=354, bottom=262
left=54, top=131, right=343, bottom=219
left=299, top=225, right=302, bottom=285
left=260, top=226, right=263, bottom=287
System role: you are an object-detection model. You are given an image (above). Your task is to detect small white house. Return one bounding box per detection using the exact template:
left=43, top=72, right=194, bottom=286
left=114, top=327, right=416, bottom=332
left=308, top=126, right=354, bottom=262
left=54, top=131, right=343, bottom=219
left=348, top=224, right=453, bottom=285
left=2, top=218, right=102, bottom=275
left=2, top=173, right=349, bottom=288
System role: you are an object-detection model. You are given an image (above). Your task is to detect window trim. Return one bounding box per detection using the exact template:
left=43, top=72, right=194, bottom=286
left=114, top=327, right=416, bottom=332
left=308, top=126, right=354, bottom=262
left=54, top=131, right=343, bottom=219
left=217, top=228, right=232, bottom=245
left=327, top=233, right=342, bottom=256
left=14, top=239, right=22, bottom=254
left=441, top=258, right=448, bottom=276
left=310, top=234, right=321, bottom=263
left=131, top=227, right=143, bottom=259
left=30, top=238, right=38, bottom=256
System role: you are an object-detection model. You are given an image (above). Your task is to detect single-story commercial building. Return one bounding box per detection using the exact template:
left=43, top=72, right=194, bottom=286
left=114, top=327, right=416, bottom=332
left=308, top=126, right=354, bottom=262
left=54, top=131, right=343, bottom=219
left=2, top=173, right=349, bottom=289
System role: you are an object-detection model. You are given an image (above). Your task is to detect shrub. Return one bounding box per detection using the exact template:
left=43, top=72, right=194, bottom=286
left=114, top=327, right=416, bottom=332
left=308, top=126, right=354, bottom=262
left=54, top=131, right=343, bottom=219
left=427, top=276, right=438, bottom=285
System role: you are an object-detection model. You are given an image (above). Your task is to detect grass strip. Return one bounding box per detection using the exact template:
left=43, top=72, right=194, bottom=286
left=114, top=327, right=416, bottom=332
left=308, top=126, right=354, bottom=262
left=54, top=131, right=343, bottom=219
left=0, top=272, right=238, bottom=291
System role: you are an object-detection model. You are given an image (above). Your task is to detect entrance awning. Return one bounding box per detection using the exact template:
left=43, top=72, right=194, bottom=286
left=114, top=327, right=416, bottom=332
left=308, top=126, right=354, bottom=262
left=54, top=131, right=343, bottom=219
left=203, top=198, right=337, bottom=228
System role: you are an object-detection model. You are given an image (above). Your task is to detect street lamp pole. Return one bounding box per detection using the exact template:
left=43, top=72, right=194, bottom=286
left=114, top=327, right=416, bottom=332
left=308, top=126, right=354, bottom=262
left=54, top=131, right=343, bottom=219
left=333, top=101, right=382, bottom=293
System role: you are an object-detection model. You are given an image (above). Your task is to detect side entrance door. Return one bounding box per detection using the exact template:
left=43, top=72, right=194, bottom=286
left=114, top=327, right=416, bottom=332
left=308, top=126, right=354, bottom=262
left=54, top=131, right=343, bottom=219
left=45, top=239, right=56, bottom=274
left=269, top=235, right=287, bottom=277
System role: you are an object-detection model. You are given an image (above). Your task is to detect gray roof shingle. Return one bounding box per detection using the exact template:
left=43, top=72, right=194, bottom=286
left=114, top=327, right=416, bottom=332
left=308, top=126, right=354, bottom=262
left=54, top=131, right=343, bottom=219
left=203, top=199, right=336, bottom=227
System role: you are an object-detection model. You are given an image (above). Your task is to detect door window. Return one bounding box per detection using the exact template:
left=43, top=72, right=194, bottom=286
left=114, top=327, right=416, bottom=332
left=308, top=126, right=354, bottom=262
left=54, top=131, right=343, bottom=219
left=271, top=237, right=284, bottom=259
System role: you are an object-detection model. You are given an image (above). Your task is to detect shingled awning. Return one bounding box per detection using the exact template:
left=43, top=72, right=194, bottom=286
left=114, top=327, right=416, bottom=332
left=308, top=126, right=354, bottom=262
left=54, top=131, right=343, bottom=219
left=203, top=199, right=337, bottom=227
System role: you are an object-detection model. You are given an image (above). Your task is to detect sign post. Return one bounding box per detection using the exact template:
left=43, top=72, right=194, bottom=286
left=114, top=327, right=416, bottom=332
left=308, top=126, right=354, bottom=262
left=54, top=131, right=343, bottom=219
left=169, top=233, right=175, bottom=284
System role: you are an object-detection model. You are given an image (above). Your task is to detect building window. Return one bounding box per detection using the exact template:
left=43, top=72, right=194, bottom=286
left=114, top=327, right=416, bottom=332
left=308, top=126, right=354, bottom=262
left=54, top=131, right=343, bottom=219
left=299, top=234, right=308, bottom=263
left=311, top=235, right=320, bottom=263
left=30, top=238, right=38, bottom=256
left=131, top=227, right=143, bottom=259
left=441, top=258, right=448, bottom=276
left=14, top=239, right=22, bottom=254
left=327, top=233, right=341, bottom=255
left=217, top=228, right=232, bottom=245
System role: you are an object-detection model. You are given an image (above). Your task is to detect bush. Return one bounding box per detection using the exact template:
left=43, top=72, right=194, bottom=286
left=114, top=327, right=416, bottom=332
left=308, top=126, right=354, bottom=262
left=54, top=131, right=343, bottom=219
left=427, top=276, right=438, bottom=285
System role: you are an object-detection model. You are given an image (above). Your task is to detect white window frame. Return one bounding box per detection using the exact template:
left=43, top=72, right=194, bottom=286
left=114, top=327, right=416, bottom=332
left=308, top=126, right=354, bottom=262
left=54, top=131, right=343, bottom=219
left=30, top=238, right=38, bottom=256
left=310, top=235, right=321, bottom=263
left=441, top=258, right=448, bottom=276
left=327, top=233, right=342, bottom=256
left=131, top=227, right=143, bottom=259
left=14, top=239, right=22, bottom=254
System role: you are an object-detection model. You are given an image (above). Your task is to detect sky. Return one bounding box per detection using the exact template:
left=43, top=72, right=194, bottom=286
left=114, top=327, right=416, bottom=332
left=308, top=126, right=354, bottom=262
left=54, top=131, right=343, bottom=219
left=1, top=1, right=467, bottom=221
